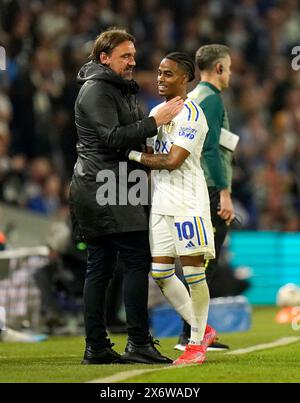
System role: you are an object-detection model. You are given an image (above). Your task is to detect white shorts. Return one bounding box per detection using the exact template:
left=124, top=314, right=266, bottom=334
left=149, top=213, right=215, bottom=259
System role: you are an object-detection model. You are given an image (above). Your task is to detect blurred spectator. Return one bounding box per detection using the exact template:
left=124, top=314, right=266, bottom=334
left=0, top=0, right=299, bottom=230
left=27, top=173, right=62, bottom=215
left=23, top=157, right=52, bottom=203
left=36, top=0, right=72, bottom=48
left=0, top=122, right=11, bottom=178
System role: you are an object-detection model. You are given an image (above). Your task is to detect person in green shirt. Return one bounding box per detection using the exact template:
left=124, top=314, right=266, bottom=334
left=175, top=44, right=236, bottom=352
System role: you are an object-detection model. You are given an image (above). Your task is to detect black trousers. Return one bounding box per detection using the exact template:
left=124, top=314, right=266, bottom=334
left=83, top=231, right=151, bottom=349
left=205, top=187, right=229, bottom=286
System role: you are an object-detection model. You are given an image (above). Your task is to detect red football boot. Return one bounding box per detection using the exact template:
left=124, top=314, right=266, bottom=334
left=202, top=324, right=217, bottom=347
left=173, top=344, right=207, bottom=365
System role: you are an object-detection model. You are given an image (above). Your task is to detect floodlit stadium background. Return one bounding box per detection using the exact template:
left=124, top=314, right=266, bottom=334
left=1, top=0, right=300, bottom=326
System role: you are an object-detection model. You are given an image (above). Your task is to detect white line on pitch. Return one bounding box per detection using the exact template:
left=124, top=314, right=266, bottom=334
left=88, top=367, right=177, bottom=383
left=225, top=336, right=300, bottom=355
left=88, top=362, right=200, bottom=383
left=88, top=336, right=300, bottom=383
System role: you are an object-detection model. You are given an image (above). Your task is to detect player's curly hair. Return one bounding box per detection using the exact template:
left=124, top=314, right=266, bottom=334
left=165, top=52, right=195, bottom=82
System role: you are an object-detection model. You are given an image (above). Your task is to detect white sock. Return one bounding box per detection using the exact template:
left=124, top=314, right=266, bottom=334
left=151, top=263, right=192, bottom=324
left=183, top=266, right=209, bottom=345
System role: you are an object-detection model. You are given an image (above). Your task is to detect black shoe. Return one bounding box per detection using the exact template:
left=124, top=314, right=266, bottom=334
left=122, top=337, right=172, bottom=364
left=207, top=341, right=230, bottom=351
left=81, top=343, right=122, bottom=364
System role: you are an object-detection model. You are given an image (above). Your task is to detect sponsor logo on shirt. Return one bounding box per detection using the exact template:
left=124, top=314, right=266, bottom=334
left=178, top=127, right=196, bottom=140
left=155, top=139, right=174, bottom=153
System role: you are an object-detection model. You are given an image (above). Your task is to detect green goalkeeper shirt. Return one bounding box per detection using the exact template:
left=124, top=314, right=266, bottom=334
left=188, top=81, right=233, bottom=191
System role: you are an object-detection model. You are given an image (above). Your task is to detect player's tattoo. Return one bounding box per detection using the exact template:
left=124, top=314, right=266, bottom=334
left=140, top=153, right=172, bottom=170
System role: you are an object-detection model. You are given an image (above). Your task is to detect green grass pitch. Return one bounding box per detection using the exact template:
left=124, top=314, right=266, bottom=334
left=1, top=307, right=299, bottom=383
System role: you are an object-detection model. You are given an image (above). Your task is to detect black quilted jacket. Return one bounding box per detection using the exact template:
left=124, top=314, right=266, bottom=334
left=69, top=61, right=157, bottom=240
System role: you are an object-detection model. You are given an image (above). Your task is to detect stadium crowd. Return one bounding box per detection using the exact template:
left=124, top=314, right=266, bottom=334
left=0, top=0, right=300, bottom=231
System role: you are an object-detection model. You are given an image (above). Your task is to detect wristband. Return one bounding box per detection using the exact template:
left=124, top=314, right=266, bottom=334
left=128, top=150, right=142, bottom=163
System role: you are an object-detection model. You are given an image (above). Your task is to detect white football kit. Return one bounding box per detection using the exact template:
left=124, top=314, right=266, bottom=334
left=148, top=98, right=215, bottom=259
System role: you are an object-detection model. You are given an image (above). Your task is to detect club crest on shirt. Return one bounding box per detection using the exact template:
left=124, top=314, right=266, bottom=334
left=178, top=126, right=196, bottom=140
left=163, top=121, right=175, bottom=133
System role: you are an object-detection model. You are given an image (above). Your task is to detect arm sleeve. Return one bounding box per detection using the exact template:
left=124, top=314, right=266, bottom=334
left=200, top=94, right=229, bottom=190
left=173, top=119, right=205, bottom=154
left=146, top=106, right=159, bottom=148
left=79, top=84, right=158, bottom=149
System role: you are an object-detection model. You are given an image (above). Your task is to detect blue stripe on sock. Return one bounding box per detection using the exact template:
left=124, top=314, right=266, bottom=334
left=186, top=277, right=206, bottom=285
left=152, top=268, right=175, bottom=272
left=153, top=273, right=175, bottom=280
left=184, top=272, right=205, bottom=278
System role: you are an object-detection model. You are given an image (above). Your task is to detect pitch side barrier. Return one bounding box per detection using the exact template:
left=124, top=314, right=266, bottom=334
left=0, top=246, right=50, bottom=330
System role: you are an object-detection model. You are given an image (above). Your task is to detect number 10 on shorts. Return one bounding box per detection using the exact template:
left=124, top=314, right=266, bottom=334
left=174, top=220, right=195, bottom=240
left=174, top=217, right=208, bottom=247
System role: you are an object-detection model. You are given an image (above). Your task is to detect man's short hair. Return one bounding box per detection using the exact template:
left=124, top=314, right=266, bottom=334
left=90, top=27, right=135, bottom=61
left=195, top=44, right=229, bottom=71
left=165, top=52, right=195, bottom=82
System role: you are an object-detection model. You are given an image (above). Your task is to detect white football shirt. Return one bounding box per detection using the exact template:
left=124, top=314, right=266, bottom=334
left=148, top=98, right=210, bottom=217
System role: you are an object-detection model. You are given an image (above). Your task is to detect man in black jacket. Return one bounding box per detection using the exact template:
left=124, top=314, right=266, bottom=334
left=70, top=28, right=183, bottom=364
